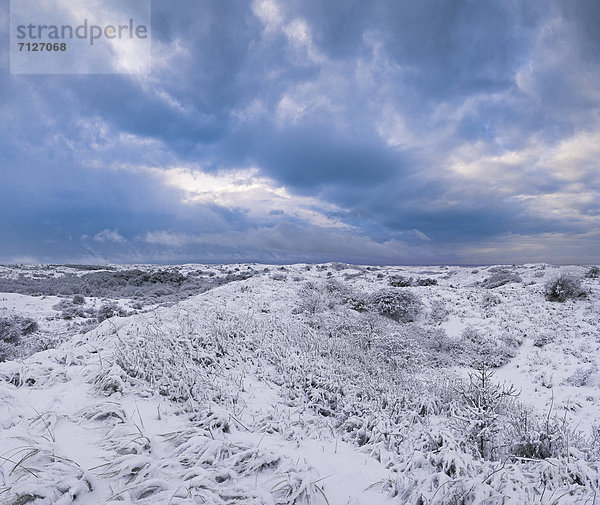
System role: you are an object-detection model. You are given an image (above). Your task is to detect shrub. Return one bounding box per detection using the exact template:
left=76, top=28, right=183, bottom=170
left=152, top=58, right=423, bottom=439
left=429, top=300, right=448, bottom=324
left=97, top=302, right=128, bottom=322
left=481, top=270, right=522, bottom=289
left=460, top=327, right=517, bottom=367
left=295, top=287, right=327, bottom=314
left=330, top=262, right=349, bottom=271
left=0, top=316, right=38, bottom=362
left=508, top=405, right=572, bottom=460
left=322, top=278, right=344, bottom=294
left=544, top=273, right=584, bottom=302
left=585, top=266, right=600, bottom=279
left=388, top=275, right=411, bottom=287
left=533, top=333, right=554, bottom=347
left=370, top=328, right=422, bottom=367
left=482, top=293, right=501, bottom=307
left=565, top=366, right=597, bottom=387
left=368, top=288, right=422, bottom=323
left=0, top=318, right=21, bottom=344
left=424, top=327, right=461, bottom=358
left=295, top=280, right=359, bottom=313
left=0, top=316, right=38, bottom=343
left=19, top=317, right=39, bottom=335
left=388, top=275, right=437, bottom=287
left=72, top=294, right=85, bottom=305
left=53, top=299, right=88, bottom=319
left=0, top=340, right=17, bottom=361
left=454, top=364, right=519, bottom=459
left=414, top=277, right=438, bottom=286
left=344, top=293, right=369, bottom=312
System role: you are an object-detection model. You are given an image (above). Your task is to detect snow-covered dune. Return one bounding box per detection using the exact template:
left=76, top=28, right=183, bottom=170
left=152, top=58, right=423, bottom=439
left=1, top=263, right=599, bottom=504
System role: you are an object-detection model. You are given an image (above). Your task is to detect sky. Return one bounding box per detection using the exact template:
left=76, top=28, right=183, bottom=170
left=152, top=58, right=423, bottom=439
left=1, top=0, right=600, bottom=265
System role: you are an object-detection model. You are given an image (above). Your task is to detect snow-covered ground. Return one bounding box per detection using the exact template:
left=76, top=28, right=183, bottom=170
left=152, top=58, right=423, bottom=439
left=0, top=263, right=599, bottom=504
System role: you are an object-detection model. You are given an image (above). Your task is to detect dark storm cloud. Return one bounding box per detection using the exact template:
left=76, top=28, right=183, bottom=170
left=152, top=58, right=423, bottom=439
left=292, top=0, right=540, bottom=98
left=559, top=0, right=600, bottom=61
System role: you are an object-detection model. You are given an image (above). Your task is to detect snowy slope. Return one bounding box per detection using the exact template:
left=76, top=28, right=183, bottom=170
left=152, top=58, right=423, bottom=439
left=0, top=263, right=599, bottom=504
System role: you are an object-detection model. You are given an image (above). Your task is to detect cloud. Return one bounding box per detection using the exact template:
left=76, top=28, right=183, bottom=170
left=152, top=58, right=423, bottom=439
left=141, top=223, right=438, bottom=264
left=137, top=165, right=350, bottom=229
left=445, top=126, right=600, bottom=232
left=1, top=0, right=600, bottom=264
left=92, top=229, right=127, bottom=243
left=453, top=230, right=600, bottom=265
left=144, top=231, right=193, bottom=248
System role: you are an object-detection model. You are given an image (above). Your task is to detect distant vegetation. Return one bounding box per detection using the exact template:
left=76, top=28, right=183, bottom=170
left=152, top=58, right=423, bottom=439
left=0, top=267, right=256, bottom=303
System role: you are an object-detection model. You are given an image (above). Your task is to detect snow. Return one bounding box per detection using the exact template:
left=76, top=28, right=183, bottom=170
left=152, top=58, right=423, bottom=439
left=0, top=263, right=599, bottom=504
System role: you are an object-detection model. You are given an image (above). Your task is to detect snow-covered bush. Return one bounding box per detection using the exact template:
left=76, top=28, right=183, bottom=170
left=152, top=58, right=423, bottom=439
left=429, top=299, right=448, bottom=323
left=97, top=302, right=128, bottom=322
left=0, top=316, right=38, bottom=343
left=544, top=273, right=584, bottom=301
left=0, top=316, right=38, bottom=362
left=344, top=291, right=369, bottom=312
left=371, top=329, right=426, bottom=368
left=565, top=366, right=597, bottom=387
left=585, top=266, right=600, bottom=278
left=368, top=288, right=422, bottom=323
left=0, top=340, right=18, bottom=361
left=415, top=277, right=438, bottom=286
left=460, top=327, right=517, bottom=367
left=388, top=275, right=411, bottom=287
left=349, top=313, right=381, bottom=351
left=533, top=332, right=554, bottom=347
left=295, top=279, right=364, bottom=314
left=295, top=284, right=327, bottom=314
left=72, top=294, right=85, bottom=305
left=481, top=270, right=522, bottom=288
left=482, top=293, right=501, bottom=307
left=451, top=364, right=573, bottom=462
left=389, top=275, right=437, bottom=287
left=424, top=327, right=462, bottom=361
left=454, top=364, right=519, bottom=459
left=508, top=406, right=574, bottom=460
left=53, top=298, right=89, bottom=319
left=20, top=318, right=38, bottom=336
left=330, top=262, right=349, bottom=271
left=322, top=277, right=344, bottom=294
left=368, top=325, right=463, bottom=369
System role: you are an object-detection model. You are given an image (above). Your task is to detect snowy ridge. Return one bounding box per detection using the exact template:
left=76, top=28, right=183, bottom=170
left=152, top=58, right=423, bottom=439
left=0, top=263, right=599, bottom=504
